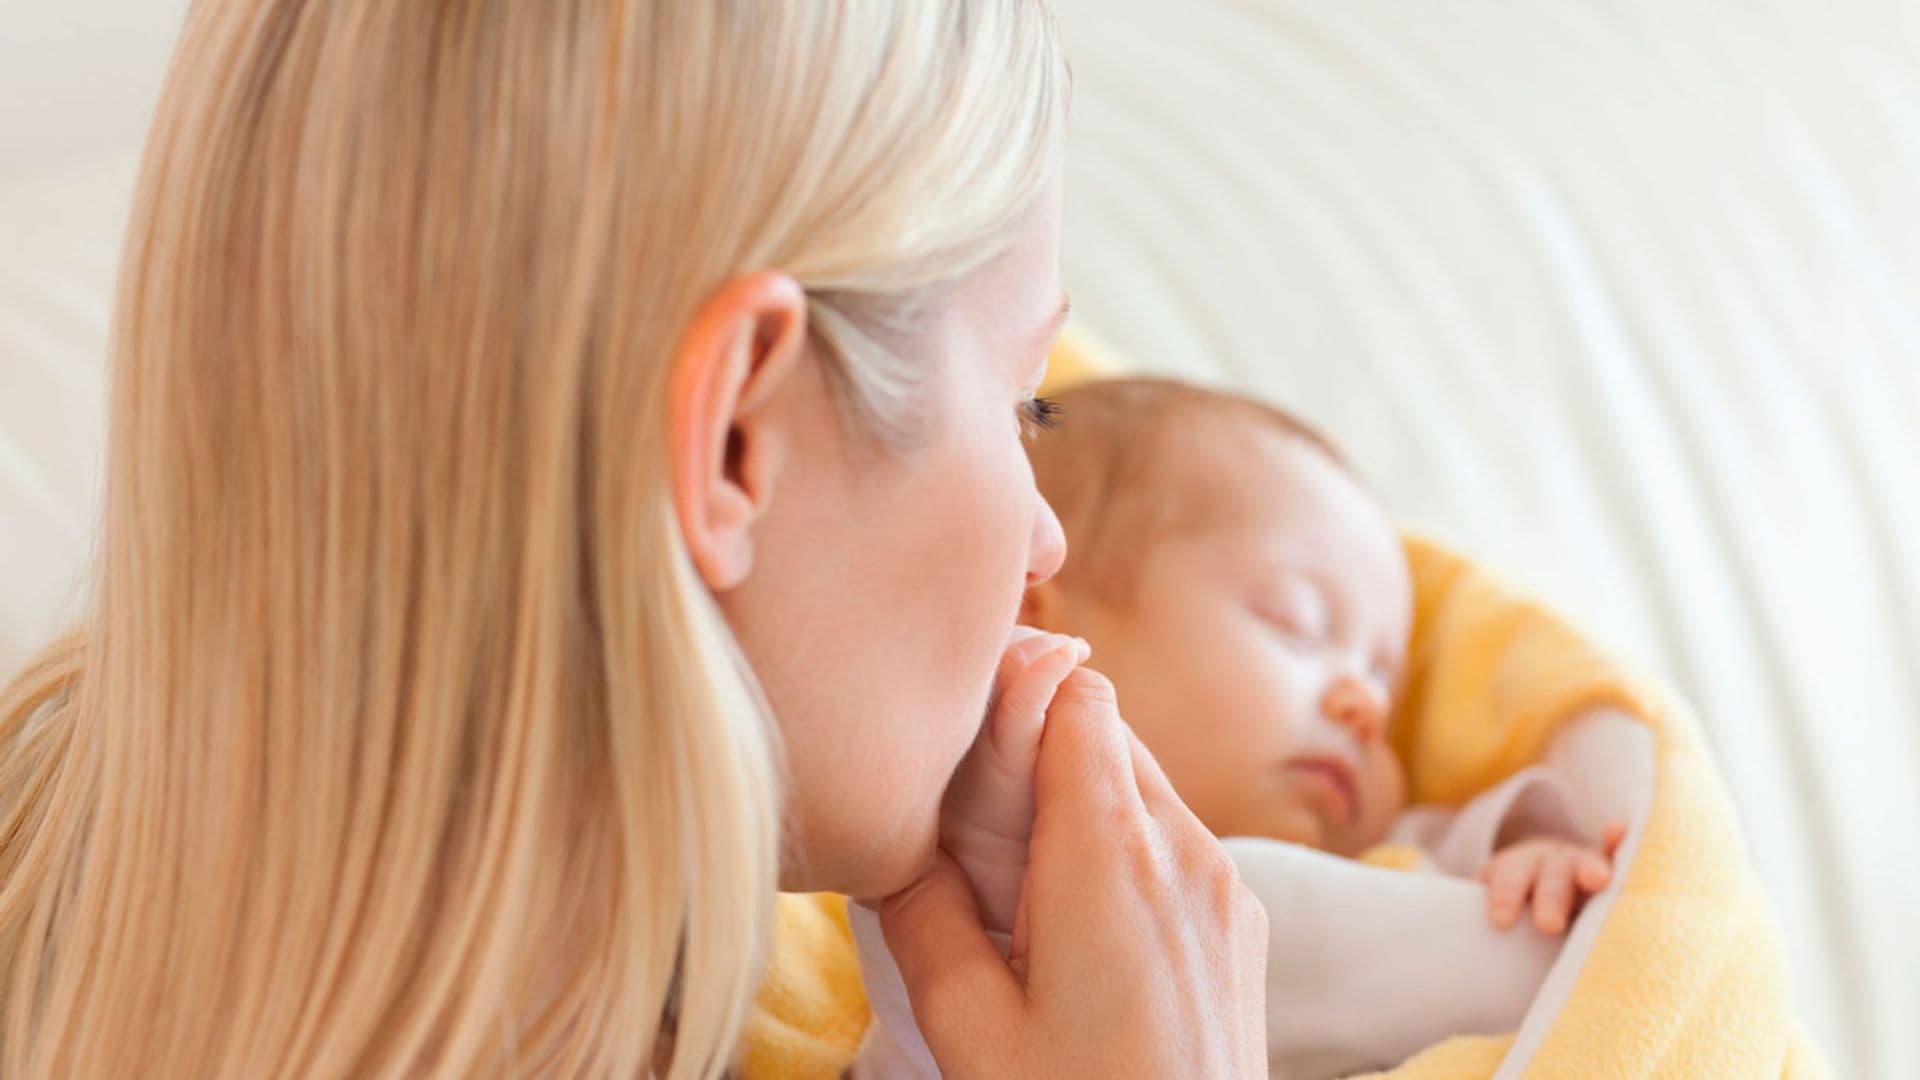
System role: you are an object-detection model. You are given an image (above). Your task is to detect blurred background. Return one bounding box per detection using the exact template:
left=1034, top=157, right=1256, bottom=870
left=3, top=2, right=1915, bottom=1074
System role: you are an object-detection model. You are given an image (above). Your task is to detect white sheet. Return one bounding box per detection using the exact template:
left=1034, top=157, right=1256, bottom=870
left=2, top=1, right=1914, bottom=1074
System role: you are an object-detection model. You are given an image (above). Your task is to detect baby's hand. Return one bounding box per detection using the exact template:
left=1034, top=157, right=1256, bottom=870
left=1480, top=821, right=1628, bottom=934
left=938, top=628, right=1091, bottom=934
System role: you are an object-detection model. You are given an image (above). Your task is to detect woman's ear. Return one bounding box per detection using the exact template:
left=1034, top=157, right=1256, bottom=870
left=669, top=272, right=810, bottom=592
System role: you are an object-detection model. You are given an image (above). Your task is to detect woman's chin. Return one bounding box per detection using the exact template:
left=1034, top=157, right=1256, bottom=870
left=778, top=812, right=941, bottom=901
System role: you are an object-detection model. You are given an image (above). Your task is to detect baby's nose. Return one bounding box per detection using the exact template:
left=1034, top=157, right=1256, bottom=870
left=1321, top=674, right=1388, bottom=743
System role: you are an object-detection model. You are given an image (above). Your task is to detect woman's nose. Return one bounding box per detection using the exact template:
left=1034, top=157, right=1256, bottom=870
left=1026, top=491, right=1068, bottom=587
left=1321, top=673, right=1388, bottom=744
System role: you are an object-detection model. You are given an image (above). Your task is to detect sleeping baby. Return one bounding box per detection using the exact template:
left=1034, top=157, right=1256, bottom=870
left=850, top=376, right=1627, bottom=1079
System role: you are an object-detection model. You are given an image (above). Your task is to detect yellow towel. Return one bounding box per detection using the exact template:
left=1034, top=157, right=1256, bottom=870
left=740, top=332, right=1826, bottom=1078
left=738, top=893, right=870, bottom=1079
left=1038, top=321, right=1126, bottom=392
left=1353, top=538, right=1828, bottom=1078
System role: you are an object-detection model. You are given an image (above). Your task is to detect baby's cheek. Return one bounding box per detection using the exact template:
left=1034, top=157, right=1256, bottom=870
left=1358, top=750, right=1409, bottom=843
left=1376, top=750, right=1408, bottom=809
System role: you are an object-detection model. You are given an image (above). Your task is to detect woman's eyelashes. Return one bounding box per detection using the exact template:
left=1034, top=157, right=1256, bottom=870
left=1018, top=395, right=1061, bottom=438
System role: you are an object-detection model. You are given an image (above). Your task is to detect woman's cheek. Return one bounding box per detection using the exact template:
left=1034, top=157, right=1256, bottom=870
left=922, top=440, right=1030, bottom=753
left=961, top=438, right=1039, bottom=705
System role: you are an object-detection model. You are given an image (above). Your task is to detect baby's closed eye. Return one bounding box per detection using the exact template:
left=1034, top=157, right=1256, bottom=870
left=1251, top=577, right=1330, bottom=640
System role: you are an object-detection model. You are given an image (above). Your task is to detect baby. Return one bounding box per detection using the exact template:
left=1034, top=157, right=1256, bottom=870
left=852, top=377, right=1624, bottom=1078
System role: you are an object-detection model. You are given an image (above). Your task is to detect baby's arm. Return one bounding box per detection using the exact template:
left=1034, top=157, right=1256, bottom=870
left=1227, top=837, right=1564, bottom=1079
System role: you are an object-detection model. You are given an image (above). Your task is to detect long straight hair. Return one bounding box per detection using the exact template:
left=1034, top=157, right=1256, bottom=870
left=0, top=2, right=1066, bottom=1075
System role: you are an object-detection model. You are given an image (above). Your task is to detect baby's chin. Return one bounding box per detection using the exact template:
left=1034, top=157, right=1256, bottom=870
left=1207, top=797, right=1328, bottom=851
left=1321, top=822, right=1390, bottom=858
left=1211, top=794, right=1395, bottom=857
left=1321, top=800, right=1400, bottom=857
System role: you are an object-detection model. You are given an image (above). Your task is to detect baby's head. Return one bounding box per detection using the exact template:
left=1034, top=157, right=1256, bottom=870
left=1024, top=377, right=1413, bottom=855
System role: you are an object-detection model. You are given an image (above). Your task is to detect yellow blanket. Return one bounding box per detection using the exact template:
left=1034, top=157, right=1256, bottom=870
left=740, top=328, right=1826, bottom=1078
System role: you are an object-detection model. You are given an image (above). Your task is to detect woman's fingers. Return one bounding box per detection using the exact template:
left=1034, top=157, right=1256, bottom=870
left=1008, top=888, right=1031, bottom=983
left=878, top=850, right=1023, bottom=1053
left=1028, top=667, right=1144, bottom=829
left=937, top=664, right=1265, bottom=1076
left=1025, top=665, right=1266, bottom=1074
left=1124, top=722, right=1214, bottom=835
left=939, top=631, right=1093, bottom=934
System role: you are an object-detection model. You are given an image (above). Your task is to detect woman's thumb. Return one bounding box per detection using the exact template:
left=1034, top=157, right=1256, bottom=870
left=877, top=851, right=1023, bottom=1052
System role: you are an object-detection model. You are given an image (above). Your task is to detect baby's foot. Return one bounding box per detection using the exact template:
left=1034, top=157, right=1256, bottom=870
left=1481, top=821, right=1629, bottom=934
left=939, top=627, right=1091, bottom=934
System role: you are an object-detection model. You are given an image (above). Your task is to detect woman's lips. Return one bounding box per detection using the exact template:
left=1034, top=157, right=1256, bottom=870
left=1285, top=756, right=1360, bottom=826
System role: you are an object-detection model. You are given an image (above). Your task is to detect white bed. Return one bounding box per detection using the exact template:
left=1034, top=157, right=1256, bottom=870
left=3, top=1, right=1915, bottom=1074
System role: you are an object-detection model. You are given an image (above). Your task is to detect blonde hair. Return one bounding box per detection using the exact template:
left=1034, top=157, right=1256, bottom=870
left=1028, top=376, right=1352, bottom=604
left=0, top=2, right=1065, bottom=1075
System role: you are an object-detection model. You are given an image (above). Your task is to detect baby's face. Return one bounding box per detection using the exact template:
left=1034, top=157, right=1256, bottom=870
left=1043, top=422, right=1413, bottom=855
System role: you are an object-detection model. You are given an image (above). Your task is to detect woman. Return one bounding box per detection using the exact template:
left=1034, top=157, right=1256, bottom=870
left=0, top=2, right=1265, bottom=1075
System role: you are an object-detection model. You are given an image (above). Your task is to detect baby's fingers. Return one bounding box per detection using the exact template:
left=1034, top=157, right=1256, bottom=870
left=1602, top=820, right=1629, bottom=859
left=1574, top=849, right=1613, bottom=894
left=1481, top=849, right=1541, bottom=929
left=1532, top=852, right=1577, bottom=934
left=989, top=634, right=1090, bottom=765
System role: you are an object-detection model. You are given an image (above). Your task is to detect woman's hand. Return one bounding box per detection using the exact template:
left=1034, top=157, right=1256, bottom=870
left=938, top=628, right=1090, bottom=934
left=878, top=668, right=1269, bottom=1078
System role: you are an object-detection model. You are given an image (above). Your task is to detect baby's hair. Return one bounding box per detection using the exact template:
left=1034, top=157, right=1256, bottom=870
left=1027, top=376, right=1355, bottom=606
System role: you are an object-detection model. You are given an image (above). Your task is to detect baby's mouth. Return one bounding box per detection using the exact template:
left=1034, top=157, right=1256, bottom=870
left=1284, top=756, right=1360, bottom=826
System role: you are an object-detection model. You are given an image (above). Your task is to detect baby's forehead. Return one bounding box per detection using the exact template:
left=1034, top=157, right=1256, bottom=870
left=1028, top=379, right=1394, bottom=605
left=1142, top=418, right=1405, bottom=592
left=1141, top=413, right=1348, bottom=526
